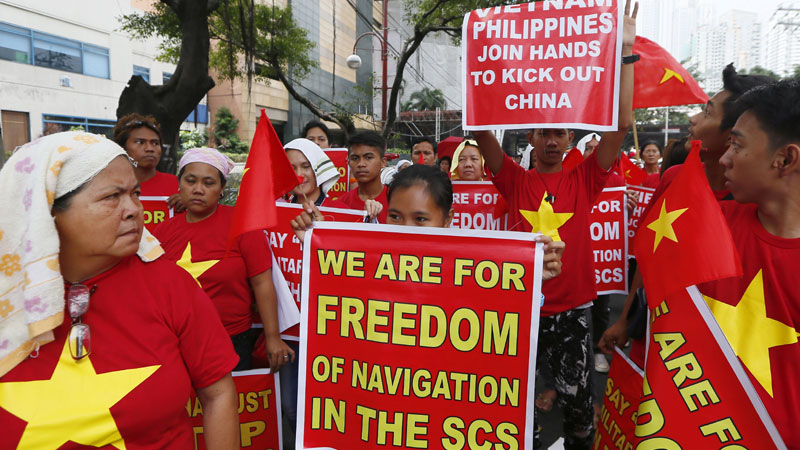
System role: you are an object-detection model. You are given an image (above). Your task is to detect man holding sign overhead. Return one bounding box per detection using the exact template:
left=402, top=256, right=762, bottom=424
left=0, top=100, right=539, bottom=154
left=470, top=1, right=637, bottom=448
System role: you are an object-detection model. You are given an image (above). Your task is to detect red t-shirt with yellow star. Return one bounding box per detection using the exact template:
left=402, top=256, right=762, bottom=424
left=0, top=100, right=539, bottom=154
left=140, top=171, right=178, bottom=231
left=154, top=205, right=272, bottom=336
left=493, top=153, right=610, bottom=316
left=0, top=256, right=238, bottom=449
left=330, top=185, right=389, bottom=223
left=698, top=201, right=800, bottom=446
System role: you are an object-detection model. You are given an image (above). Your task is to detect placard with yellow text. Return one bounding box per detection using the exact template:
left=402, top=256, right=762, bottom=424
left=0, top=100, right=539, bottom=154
left=297, top=222, right=543, bottom=449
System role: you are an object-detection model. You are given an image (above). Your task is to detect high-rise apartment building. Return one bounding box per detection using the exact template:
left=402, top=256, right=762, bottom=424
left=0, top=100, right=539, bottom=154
left=765, top=2, right=800, bottom=77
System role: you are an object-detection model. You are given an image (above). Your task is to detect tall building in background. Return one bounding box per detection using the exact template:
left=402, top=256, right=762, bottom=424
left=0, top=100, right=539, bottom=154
left=689, top=10, right=761, bottom=92
left=765, top=2, right=800, bottom=77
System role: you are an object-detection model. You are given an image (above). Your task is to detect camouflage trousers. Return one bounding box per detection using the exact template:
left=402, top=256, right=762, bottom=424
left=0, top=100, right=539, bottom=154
left=534, top=308, right=594, bottom=450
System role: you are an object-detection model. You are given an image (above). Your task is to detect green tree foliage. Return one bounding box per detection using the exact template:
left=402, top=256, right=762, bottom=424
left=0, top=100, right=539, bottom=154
left=212, top=107, right=249, bottom=153
left=121, top=1, right=316, bottom=83
left=120, top=0, right=359, bottom=136
left=402, top=87, right=447, bottom=111
left=743, top=66, right=781, bottom=79
left=179, top=128, right=209, bottom=150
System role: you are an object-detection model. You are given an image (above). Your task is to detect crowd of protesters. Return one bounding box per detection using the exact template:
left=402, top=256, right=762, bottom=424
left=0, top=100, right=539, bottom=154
left=1, top=0, right=799, bottom=448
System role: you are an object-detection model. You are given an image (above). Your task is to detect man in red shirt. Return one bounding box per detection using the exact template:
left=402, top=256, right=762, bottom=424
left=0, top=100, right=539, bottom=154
left=473, top=4, right=638, bottom=446
left=113, top=114, right=181, bottom=230
left=411, top=136, right=437, bottom=166
left=698, top=79, right=800, bottom=446
left=333, top=131, right=389, bottom=223
left=600, top=65, right=776, bottom=365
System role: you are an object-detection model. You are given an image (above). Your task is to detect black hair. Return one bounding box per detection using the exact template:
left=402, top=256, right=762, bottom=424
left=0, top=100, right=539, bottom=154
left=388, top=164, right=452, bottom=217
left=734, top=78, right=800, bottom=150
left=302, top=120, right=331, bottom=142
left=437, top=156, right=452, bottom=165
left=661, top=137, right=690, bottom=175
left=412, top=136, right=437, bottom=153
left=720, top=64, right=776, bottom=131
left=348, top=131, right=386, bottom=157
left=641, top=140, right=663, bottom=155
left=178, top=166, right=227, bottom=187
left=113, top=113, right=163, bottom=149
left=52, top=181, right=90, bottom=213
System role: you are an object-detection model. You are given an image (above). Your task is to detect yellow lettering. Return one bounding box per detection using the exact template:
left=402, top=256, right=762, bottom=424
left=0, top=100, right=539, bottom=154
left=366, top=299, right=390, bottom=343
left=680, top=379, right=720, bottom=412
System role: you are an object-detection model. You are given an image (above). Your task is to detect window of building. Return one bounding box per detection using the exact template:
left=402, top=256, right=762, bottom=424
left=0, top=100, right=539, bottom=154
left=185, top=104, right=209, bottom=124
left=0, top=23, right=31, bottom=64
left=133, top=65, right=150, bottom=83
left=162, top=72, right=172, bottom=84
left=42, top=114, right=117, bottom=138
left=0, top=21, right=110, bottom=79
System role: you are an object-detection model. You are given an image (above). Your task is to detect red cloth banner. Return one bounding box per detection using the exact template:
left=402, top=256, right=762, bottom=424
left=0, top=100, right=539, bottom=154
left=324, top=148, right=350, bottom=201
left=462, top=1, right=623, bottom=131
left=635, top=287, right=785, bottom=449
left=270, top=203, right=365, bottom=340
left=590, top=187, right=628, bottom=294
left=228, top=110, right=301, bottom=247
left=139, top=195, right=173, bottom=229
left=625, top=185, right=655, bottom=258
left=297, top=223, right=543, bottom=450
left=451, top=181, right=509, bottom=230
left=594, top=348, right=643, bottom=450
left=632, top=36, right=708, bottom=109
left=187, top=369, right=282, bottom=449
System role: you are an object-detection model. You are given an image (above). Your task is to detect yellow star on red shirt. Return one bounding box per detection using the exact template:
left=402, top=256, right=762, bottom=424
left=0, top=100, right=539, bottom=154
left=646, top=199, right=688, bottom=252
left=519, top=193, right=573, bottom=242
left=177, top=242, right=219, bottom=287
left=704, top=270, right=800, bottom=397
left=0, top=341, right=159, bottom=449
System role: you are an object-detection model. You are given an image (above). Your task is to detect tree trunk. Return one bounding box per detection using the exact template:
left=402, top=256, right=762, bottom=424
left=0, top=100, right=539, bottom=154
left=116, top=0, right=220, bottom=174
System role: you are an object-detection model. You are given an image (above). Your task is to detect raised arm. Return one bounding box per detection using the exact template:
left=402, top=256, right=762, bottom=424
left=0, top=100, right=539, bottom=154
left=596, top=0, right=637, bottom=170
left=472, top=131, right=506, bottom=175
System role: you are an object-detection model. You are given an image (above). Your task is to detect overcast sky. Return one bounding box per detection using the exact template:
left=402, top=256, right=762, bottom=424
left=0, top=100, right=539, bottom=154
left=709, top=0, right=785, bottom=22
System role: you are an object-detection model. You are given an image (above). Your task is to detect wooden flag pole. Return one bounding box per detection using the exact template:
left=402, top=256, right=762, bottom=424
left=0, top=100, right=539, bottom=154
left=632, top=111, right=641, bottom=161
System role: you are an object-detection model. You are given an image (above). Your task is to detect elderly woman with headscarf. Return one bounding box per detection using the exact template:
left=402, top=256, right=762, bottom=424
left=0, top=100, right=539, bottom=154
left=0, top=132, right=239, bottom=448
left=575, top=132, right=602, bottom=157
left=153, top=147, right=294, bottom=372
left=450, top=139, right=485, bottom=181
left=285, top=138, right=339, bottom=206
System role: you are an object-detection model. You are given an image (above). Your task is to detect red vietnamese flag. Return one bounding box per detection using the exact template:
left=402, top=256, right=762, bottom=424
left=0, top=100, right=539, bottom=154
left=562, top=148, right=584, bottom=172
left=618, top=153, right=647, bottom=186
left=633, top=141, right=741, bottom=304
left=635, top=286, right=786, bottom=448
left=227, top=110, right=301, bottom=246
left=633, top=36, right=709, bottom=108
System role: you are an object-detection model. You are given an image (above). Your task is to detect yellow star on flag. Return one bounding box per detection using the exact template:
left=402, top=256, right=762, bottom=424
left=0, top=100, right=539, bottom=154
left=0, top=341, right=159, bottom=449
left=177, top=242, right=219, bottom=287
left=646, top=200, right=688, bottom=252
left=704, top=270, right=799, bottom=397
left=519, top=193, right=573, bottom=242
left=659, top=68, right=685, bottom=85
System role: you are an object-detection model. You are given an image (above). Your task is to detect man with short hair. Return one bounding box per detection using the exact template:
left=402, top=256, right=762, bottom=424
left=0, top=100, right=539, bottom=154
left=600, top=64, right=777, bottom=363
left=334, top=131, right=389, bottom=223
left=698, top=79, right=800, bottom=447
left=411, top=136, right=437, bottom=166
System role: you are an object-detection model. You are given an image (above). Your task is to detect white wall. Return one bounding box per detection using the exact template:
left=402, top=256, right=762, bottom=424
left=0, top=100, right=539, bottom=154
left=0, top=0, right=204, bottom=140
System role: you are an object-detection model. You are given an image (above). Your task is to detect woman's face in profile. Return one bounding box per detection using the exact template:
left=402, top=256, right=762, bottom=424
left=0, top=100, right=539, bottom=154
left=54, top=156, right=143, bottom=262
